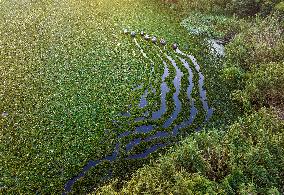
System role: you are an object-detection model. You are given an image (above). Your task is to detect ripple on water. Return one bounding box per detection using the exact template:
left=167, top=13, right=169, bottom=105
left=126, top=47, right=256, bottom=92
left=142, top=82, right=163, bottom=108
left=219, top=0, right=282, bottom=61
left=176, top=48, right=213, bottom=122
left=126, top=142, right=169, bottom=160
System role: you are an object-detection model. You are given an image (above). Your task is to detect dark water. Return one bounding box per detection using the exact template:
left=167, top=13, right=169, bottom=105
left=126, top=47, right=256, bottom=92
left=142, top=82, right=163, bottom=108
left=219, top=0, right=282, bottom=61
left=162, top=53, right=183, bottom=128
left=64, top=34, right=214, bottom=194
left=135, top=116, right=146, bottom=122
left=138, top=85, right=157, bottom=109
left=176, top=48, right=213, bottom=122
left=121, top=111, right=131, bottom=117
left=126, top=142, right=170, bottom=159
left=126, top=138, right=142, bottom=152
left=172, top=56, right=198, bottom=136
left=152, top=63, right=170, bottom=120
left=135, top=125, right=155, bottom=133
left=64, top=143, right=119, bottom=194
left=173, top=100, right=198, bottom=136
left=64, top=160, right=101, bottom=193
left=145, top=131, right=169, bottom=141
left=118, top=131, right=131, bottom=138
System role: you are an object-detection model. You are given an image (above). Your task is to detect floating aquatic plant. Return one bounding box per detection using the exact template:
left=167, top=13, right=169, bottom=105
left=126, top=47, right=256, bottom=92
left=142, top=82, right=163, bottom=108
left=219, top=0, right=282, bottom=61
left=64, top=30, right=213, bottom=193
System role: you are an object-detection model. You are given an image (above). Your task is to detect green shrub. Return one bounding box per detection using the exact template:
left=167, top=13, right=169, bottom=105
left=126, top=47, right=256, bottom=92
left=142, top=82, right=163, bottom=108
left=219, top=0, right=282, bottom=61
left=225, top=14, right=284, bottom=70
left=225, top=0, right=283, bottom=17
left=226, top=0, right=261, bottom=16
left=173, top=0, right=228, bottom=14
left=224, top=15, right=284, bottom=110
left=233, top=62, right=284, bottom=110
left=260, top=0, right=284, bottom=16
left=221, top=66, right=245, bottom=89
left=95, top=109, right=284, bottom=194
left=162, top=0, right=283, bottom=17
left=181, top=12, right=248, bottom=40
left=159, top=0, right=229, bottom=16
left=274, top=1, right=284, bottom=19
left=275, top=1, right=284, bottom=12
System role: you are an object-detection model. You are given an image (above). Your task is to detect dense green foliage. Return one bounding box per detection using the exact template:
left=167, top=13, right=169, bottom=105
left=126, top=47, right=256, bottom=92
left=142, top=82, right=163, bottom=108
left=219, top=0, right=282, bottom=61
left=176, top=0, right=284, bottom=113
left=232, top=62, right=284, bottom=112
left=96, top=109, right=284, bottom=194
left=95, top=0, right=284, bottom=194
left=223, top=14, right=284, bottom=112
left=171, top=0, right=284, bottom=114
left=170, top=0, right=284, bottom=17
left=225, top=15, right=283, bottom=70
left=0, top=0, right=204, bottom=193
left=181, top=13, right=247, bottom=39
left=0, top=0, right=211, bottom=193
left=1, top=0, right=283, bottom=193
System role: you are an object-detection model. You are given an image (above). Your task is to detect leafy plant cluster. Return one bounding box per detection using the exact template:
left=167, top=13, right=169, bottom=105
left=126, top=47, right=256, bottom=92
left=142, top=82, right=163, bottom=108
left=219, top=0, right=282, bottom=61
left=0, top=0, right=209, bottom=193
left=223, top=14, right=284, bottom=113
left=164, top=0, right=284, bottom=17
left=181, top=12, right=248, bottom=40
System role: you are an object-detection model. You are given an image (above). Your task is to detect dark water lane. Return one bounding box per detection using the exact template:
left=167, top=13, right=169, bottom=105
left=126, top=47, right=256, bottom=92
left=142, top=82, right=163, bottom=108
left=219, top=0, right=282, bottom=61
left=172, top=56, right=198, bottom=136
left=162, top=52, right=183, bottom=128
left=152, top=62, right=170, bottom=120
left=176, top=48, right=213, bottom=122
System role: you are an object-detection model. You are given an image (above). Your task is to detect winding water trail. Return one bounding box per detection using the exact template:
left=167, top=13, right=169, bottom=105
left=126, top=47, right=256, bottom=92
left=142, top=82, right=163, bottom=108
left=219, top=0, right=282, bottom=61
left=126, top=138, right=142, bottom=152
left=126, top=143, right=170, bottom=160
left=152, top=62, right=170, bottom=120
left=175, top=48, right=213, bottom=122
left=64, top=143, right=120, bottom=194
left=139, top=89, right=148, bottom=108
left=161, top=50, right=183, bottom=128
left=172, top=56, right=198, bottom=136
left=135, top=125, right=155, bottom=134
left=64, top=34, right=214, bottom=194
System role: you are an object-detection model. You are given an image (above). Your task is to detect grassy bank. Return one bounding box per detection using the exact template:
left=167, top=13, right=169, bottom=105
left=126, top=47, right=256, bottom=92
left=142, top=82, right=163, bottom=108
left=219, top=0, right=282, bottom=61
left=97, top=109, right=284, bottom=194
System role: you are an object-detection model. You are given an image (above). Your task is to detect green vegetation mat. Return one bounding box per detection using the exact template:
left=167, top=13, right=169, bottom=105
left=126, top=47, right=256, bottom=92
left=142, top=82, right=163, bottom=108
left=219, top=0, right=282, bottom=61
left=0, top=0, right=217, bottom=193
left=3, top=0, right=281, bottom=193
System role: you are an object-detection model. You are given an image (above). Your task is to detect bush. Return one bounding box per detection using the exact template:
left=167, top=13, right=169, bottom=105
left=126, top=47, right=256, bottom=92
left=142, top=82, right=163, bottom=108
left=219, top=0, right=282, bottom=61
left=225, top=0, right=283, bottom=17
left=261, top=0, right=284, bottom=16
left=222, top=14, right=284, bottom=111
left=95, top=109, right=284, bottom=194
left=160, top=0, right=228, bottom=15
left=275, top=1, right=284, bottom=12
left=233, top=62, right=284, bottom=111
left=226, top=0, right=262, bottom=16
left=221, top=66, right=245, bottom=90
left=162, top=0, right=284, bottom=17
left=181, top=12, right=248, bottom=40
left=225, top=14, right=284, bottom=70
